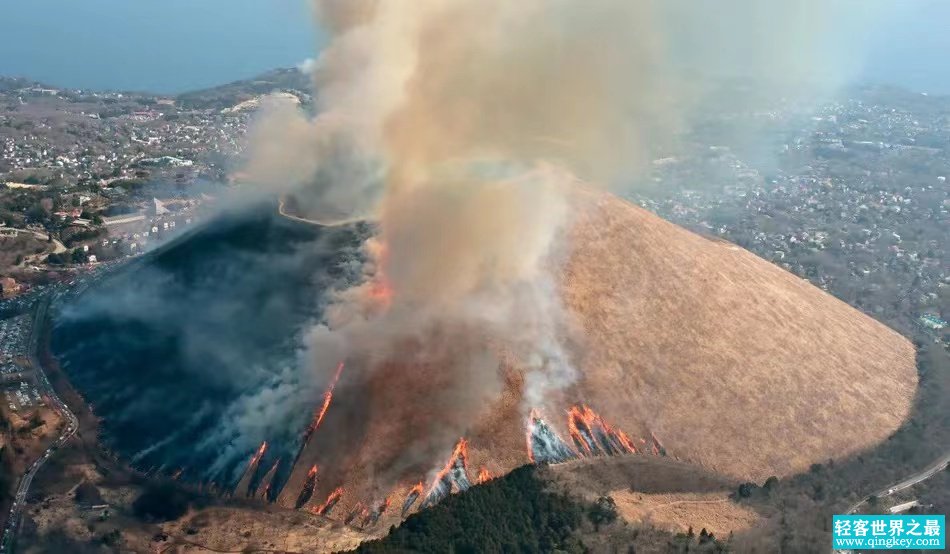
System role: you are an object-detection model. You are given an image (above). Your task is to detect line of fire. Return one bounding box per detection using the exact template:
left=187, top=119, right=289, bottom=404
left=209, top=389, right=668, bottom=530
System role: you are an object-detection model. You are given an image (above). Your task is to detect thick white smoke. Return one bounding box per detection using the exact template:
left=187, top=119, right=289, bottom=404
left=244, top=0, right=895, bottom=458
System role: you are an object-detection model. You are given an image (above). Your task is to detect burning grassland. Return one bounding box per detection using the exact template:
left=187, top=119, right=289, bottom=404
left=363, top=496, right=392, bottom=527
left=296, top=465, right=320, bottom=509
left=315, top=487, right=345, bottom=517
left=527, top=410, right=577, bottom=465
left=527, top=405, right=662, bottom=466
left=43, top=0, right=916, bottom=546
left=421, top=438, right=472, bottom=510
left=229, top=377, right=658, bottom=530
left=400, top=482, right=424, bottom=516
left=292, top=362, right=345, bottom=470
left=255, top=458, right=282, bottom=502
left=567, top=405, right=638, bottom=457
left=216, top=192, right=914, bottom=533
left=218, top=0, right=913, bottom=538
left=234, top=441, right=267, bottom=498
left=313, top=362, right=346, bottom=431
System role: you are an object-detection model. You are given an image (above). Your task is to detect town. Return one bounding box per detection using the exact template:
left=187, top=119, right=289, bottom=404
left=1, top=74, right=948, bottom=360
left=630, top=85, right=949, bottom=348
left=0, top=316, right=39, bottom=411
left=0, top=69, right=310, bottom=298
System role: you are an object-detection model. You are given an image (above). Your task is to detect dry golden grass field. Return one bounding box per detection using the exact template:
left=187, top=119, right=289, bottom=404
left=278, top=189, right=917, bottom=522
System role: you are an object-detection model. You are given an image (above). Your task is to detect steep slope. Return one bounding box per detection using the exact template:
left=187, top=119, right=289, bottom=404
left=277, top=189, right=917, bottom=526
left=562, top=189, right=916, bottom=480
left=349, top=458, right=743, bottom=554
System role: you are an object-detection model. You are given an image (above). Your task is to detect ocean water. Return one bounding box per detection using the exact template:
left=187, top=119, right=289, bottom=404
left=1, top=0, right=317, bottom=93
left=4, top=1, right=950, bottom=95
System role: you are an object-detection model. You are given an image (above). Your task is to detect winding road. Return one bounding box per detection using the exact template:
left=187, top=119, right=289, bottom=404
left=0, top=297, right=79, bottom=553
left=845, top=453, right=950, bottom=516
left=277, top=196, right=366, bottom=228
left=834, top=451, right=950, bottom=553
left=0, top=227, right=67, bottom=256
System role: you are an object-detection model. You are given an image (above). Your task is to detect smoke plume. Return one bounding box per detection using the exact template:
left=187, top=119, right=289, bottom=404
left=244, top=0, right=892, bottom=479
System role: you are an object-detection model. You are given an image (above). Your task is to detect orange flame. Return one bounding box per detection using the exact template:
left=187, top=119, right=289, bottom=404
left=368, top=278, right=394, bottom=307
left=315, top=487, right=344, bottom=516
left=616, top=429, right=638, bottom=454
left=567, top=405, right=637, bottom=456
left=291, top=363, right=346, bottom=471
left=364, top=495, right=393, bottom=526
left=567, top=407, right=593, bottom=455
left=402, top=481, right=425, bottom=516
left=426, top=438, right=469, bottom=497
left=308, top=362, right=346, bottom=435
left=239, top=441, right=268, bottom=482
left=296, top=464, right=320, bottom=509
left=402, top=482, right=425, bottom=515
left=448, top=438, right=469, bottom=471
left=476, top=467, right=492, bottom=484
left=252, top=441, right=268, bottom=463
left=366, top=239, right=394, bottom=309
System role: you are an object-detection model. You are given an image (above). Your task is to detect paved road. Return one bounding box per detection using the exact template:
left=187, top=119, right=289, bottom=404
left=0, top=228, right=67, bottom=255
left=0, top=297, right=79, bottom=553
left=846, top=452, right=950, bottom=515
left=834, top=451, right=950, bottom=553
left=277, top=196, right=365, bottom=228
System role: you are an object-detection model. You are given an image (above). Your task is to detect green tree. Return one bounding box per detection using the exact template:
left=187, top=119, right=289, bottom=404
left=587, top=496, right=618, bottom=530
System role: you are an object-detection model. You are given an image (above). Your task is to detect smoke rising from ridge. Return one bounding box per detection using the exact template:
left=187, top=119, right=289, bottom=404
left=245, top=0, right=893, bottom=481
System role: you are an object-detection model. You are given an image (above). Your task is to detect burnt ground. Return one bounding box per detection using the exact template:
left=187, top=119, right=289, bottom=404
left=19, top=308, right=368, bottom=553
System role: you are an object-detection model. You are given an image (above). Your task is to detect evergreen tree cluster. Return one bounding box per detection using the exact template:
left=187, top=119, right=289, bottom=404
left=352, top=465, right=584, bottom=553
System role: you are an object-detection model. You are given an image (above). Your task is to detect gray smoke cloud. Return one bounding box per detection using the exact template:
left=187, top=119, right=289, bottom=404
left=244, top=0, right=896, bottom=463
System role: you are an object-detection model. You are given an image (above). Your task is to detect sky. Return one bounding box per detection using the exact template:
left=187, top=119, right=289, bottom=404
left=1, top=0, right=950, bottom=94
left=860, top=0, right=950, bottom=94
